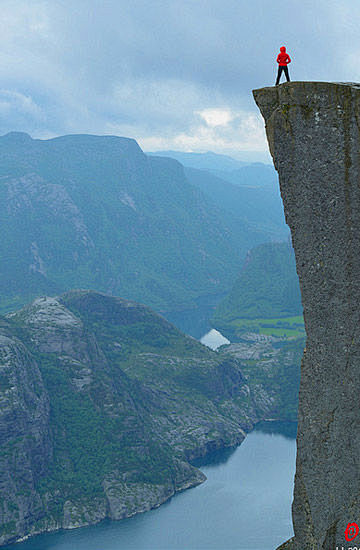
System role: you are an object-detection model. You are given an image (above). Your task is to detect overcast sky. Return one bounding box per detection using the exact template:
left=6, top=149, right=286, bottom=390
left=0, top=0, right=359, bottom=161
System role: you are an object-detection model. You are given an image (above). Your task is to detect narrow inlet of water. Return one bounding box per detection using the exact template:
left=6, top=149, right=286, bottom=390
left=4, top=423, right=296, bottom=550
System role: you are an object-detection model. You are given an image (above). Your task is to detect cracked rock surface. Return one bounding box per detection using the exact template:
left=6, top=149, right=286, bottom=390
left=254, top=81, right=360, bottom=549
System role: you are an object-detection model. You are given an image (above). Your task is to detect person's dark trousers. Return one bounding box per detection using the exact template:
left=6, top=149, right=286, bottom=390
left=276, top=65, right=290, bottom=85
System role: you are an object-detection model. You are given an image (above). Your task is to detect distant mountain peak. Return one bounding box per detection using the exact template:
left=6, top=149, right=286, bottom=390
left=2, top=131, right=32, bottom=143
left=146, top=150, right=248, bottom=171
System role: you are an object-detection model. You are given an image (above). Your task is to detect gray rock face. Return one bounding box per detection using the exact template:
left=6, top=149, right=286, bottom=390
left=0, top=331, right=52, bottom=546
left=0, top=290, right=280, bottom=546
left=253, top=82, right=360, bottom=549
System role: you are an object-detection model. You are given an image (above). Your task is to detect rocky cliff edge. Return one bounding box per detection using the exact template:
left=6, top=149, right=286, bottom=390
left=253, top=82, right=360, bottom=549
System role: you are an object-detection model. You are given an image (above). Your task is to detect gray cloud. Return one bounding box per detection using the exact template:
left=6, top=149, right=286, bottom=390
left=0, top=0, right=358, bottom=158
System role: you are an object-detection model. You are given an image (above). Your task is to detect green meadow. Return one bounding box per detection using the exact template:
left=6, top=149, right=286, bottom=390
left=214, top=315, right=305, bottom=340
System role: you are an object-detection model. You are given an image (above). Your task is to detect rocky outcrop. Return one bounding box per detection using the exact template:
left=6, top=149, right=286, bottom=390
left=0, top=290, right=272, bottom=546
left=0, top=326, right=52, bottom=545
left=220, top=333, right=302, bottom=422
left=254, top=82, right=360, bottom=549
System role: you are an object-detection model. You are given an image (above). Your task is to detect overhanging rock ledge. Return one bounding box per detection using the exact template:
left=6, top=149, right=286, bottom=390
left=253, top=81, right=360, bottom=549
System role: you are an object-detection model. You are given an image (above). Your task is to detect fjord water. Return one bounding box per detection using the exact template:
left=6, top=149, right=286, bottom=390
left=5, top=328, right=296, bottom=550
left=200, top=328, right=230, bottom=350
left=5, top=423, right=295, bottom=550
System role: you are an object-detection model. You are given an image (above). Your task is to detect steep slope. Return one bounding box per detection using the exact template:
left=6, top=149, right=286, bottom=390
left=0, top=290, right=268, bottom=546
left=254, top=82, right=360, bottom=549
left=0, top=318, right=52, bottom=544
left=210, top=162, right=277, bottom=188
left=0, top=132, right=269, bottom=314
left=213, top=241, right=302, bottom=337
left=219, top=335, right=302, bottom=422
left=184, top=167, right=288, bottom=240
left=147, top=150, right=288, bottom=240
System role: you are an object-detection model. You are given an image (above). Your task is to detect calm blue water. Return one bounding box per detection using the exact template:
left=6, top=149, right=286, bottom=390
left=200, top=329, right=230, bottom=350
left=5, top=423, right=296, bottom=550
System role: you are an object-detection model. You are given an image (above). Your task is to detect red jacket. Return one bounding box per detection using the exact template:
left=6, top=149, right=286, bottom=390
left=277, top=46, right=291, bottom=66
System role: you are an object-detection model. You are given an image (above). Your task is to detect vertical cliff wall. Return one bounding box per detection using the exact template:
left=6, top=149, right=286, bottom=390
left=253, top=82, right=360, bottom=549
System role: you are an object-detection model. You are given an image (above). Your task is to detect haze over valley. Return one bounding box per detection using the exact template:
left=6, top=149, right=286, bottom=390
left=3, top=1, right=356, bottom=548
left=0, top=130, right=302, bottom=547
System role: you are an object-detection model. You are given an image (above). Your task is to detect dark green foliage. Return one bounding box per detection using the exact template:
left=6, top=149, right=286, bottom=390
left=37, top=359, right=174, bottom=493
left=239, top=337, right=304, bottom=421
left=30, top=335, right=180, bottom=500
left=213, top=241, right=303, bottom=328
left=1, top=287, right=301, bottom=530
left=0, top=521, right=16, bottom=538
left=59, top=290, right=206, bottom=358
left=5, top=290, right=245, bottom=510
left=214, top=315, right=305, bottom=342
left=38, top=354, right=119, bottom=496
left=211, top=241, right=303, bottom=422
left=0, top=372, right=11, bottom=391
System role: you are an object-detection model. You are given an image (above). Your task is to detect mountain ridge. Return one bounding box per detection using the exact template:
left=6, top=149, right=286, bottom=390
left=0, top=288, right=298, bottom=546
left=0, top=132, right=274, bottom=315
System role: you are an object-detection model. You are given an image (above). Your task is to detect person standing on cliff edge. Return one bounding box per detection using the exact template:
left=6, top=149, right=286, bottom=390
left=275, top=46, right=291, bottom=85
